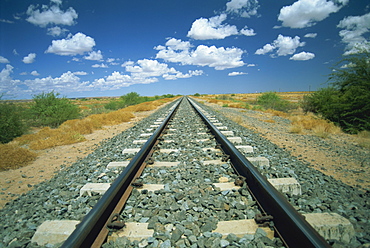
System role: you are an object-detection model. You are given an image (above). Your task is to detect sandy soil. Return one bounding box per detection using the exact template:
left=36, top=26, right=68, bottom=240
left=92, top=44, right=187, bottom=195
left=0, top=111, right=154, bottom=209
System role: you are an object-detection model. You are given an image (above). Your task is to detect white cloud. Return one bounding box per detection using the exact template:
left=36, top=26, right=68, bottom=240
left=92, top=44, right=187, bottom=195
left=156, top=38, right=245, bottom=70
left=73, top=71, right=88, bottom=75
left=255, top=44, right=275, bottom=55
left=0, top=56, right=10, bottom=63
left=24, top=71, right=89, bottom=93
left=23, top=53, right=36, bottom=64
left=124, top=59, right=203, bottom=81
left=30, top=70, right=40, bottom=76
left=84, top=50, right=103, bottom=61
left=92, top=63, right=108, bottom=68
left=337, top=12, right=370, bottom=55
left=226, top=0, right=259, bottom=18
left=304, top=33, right=317, bottom=38
left=278, top=0, right=348, bottom=28
left=290, top=51, right=315, bottom=60
left=26, top=2, right=78, bottom=27
left=187, top=14, right=239, bottom=40
left=255, top=34, right=305, bottom=57
left=0, top=65, right=22, bottom=94
left=45, top=32, right=95, bottom=56
left=47, top=26, right=69, bottom=36
left=228, top=71, right=247, bottom=76
left=0, top=19, right=14, bottom=24
left=240, top=26, right=256, bottom=36
left=247, top=63, right=256, bottom=67
left=163, top=70, right=203, bottom=80
left=0, top=65, right=14, bottom=85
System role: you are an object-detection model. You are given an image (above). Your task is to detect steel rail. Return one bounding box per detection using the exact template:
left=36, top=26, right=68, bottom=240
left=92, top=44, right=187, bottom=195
left=188, top=97, right=331, bottom=248
left=61, top=98, right=183, bottom=248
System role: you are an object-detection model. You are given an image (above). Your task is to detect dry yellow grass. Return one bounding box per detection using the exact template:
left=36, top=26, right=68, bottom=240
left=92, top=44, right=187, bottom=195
left=265, top=109, right=289, bottom=117
left=289, top=114, right=341, bottom=137
left=0, top=144, right=37, bottom=171
left=356, top=131, right=370, bottom=149
left=3, top=97, right=174, bottom=171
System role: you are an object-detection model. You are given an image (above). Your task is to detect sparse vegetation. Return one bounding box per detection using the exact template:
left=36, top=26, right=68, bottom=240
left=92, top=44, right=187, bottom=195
left=256, top=92, right=293, bottom=112
left=302, top=51, right=370, bottom=133
left=28, top=91, right=80, bottom=128
left=0, top=144, right=37, bottom=171
left=0, top=101, right=28, bottom=143
left=105, top=92, right=176, bottom=110
left=0, top=94, right=176, bottom=171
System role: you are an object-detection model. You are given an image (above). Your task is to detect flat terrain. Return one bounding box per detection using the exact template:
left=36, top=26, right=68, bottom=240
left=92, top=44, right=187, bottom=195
left=1, top=94, right=369, bottom=209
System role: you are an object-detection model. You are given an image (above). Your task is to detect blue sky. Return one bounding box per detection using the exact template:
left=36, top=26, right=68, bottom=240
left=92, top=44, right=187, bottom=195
left=0, top=0, right=369, bottom=99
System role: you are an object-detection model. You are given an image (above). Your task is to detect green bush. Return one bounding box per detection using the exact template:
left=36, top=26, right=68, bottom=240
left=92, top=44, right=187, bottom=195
left=105, top=92, right=175, bottom=110
left=0, top=102, right=27, bottom=143
left=28, top=92, right=80, bottom=127
left=302, top=51, right=370, bottom=133
left=256, top=92, right=292, bottom=111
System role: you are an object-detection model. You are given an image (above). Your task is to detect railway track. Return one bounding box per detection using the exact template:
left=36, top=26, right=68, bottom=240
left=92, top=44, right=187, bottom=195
left=57, top=97, right=331, bottom=247
left=3, top=96, right=361, bottom=247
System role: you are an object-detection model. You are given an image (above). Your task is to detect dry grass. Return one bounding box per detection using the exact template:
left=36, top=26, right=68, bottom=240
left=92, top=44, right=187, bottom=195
left=0, top=144, right=37, bottom=171
left=3, top=97, right=174, bottom=171
left=356, top=131, right=370, bottom=149
left=289, top=114, right=341, bottom=138
left=265, top=109, right=289, bottom=117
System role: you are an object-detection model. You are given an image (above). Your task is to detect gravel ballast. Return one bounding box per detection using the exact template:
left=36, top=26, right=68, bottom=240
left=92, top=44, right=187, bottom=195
left=0, top=98, right=369, bottom=247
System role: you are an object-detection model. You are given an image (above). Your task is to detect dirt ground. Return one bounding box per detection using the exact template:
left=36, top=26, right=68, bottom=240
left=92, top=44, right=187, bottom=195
left=0, top=111, right=154, bottom=209
left=215, top=106, right=370, bottom=192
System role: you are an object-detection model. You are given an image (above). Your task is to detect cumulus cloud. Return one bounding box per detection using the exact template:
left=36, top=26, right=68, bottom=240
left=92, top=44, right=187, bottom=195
left=73, top=71, right=88, bottom=75
left=84, top=50, right=103, bottom=61
left=156, top=38, right=245, bottom=70
left=92, top=63, right=108, bottom=68
left=124, top=59, right=203, bottom=81
left=0, top=56, right=10, bottom=63
left=304, top=33, right=318, bottom=38
left=26, top=2, right=78, bottom=27
left=228, top=71, right=247, bottom=76
left=290, top=51, right=315, bottom=60
left=0, top=65, right=22, bottom=94
left=24, top=71, right=89, bottom=93
left=226, top=0, right=259, bottom=18
left=255, top=34, right=305, bottom=57
left=240, top=26, right=256, bottom=36
left=23, top=53, right=36, bottom=63
left=47, top=26, right=69, bottom=36
left=278, top=0, right=348, bottom=28
left=187, top=14, right=239, bottom=40
left=337, top=12, right=370, bottom=55
left=30, top=70, right=40, bottom=76
left=45, top=32, right=95, bottom=56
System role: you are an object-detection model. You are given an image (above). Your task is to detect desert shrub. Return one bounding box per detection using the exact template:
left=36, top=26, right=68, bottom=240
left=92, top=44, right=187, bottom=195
left=256, top=92, right=292, bottom=112
left=0, top=102, right=28, bottom=143
left=0, top=143, right=37, bottom=171
left=105, top=92, right=175, bottom=110
left=216, top=95, right=233, bottom=100
left=302, top=51, right=370, bottom=133
left=28, top=92, right=80, bottom=127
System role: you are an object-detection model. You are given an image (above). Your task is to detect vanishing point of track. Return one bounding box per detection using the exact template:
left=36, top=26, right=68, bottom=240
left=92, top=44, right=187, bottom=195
left=60, top=97, right=330, bottom=247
